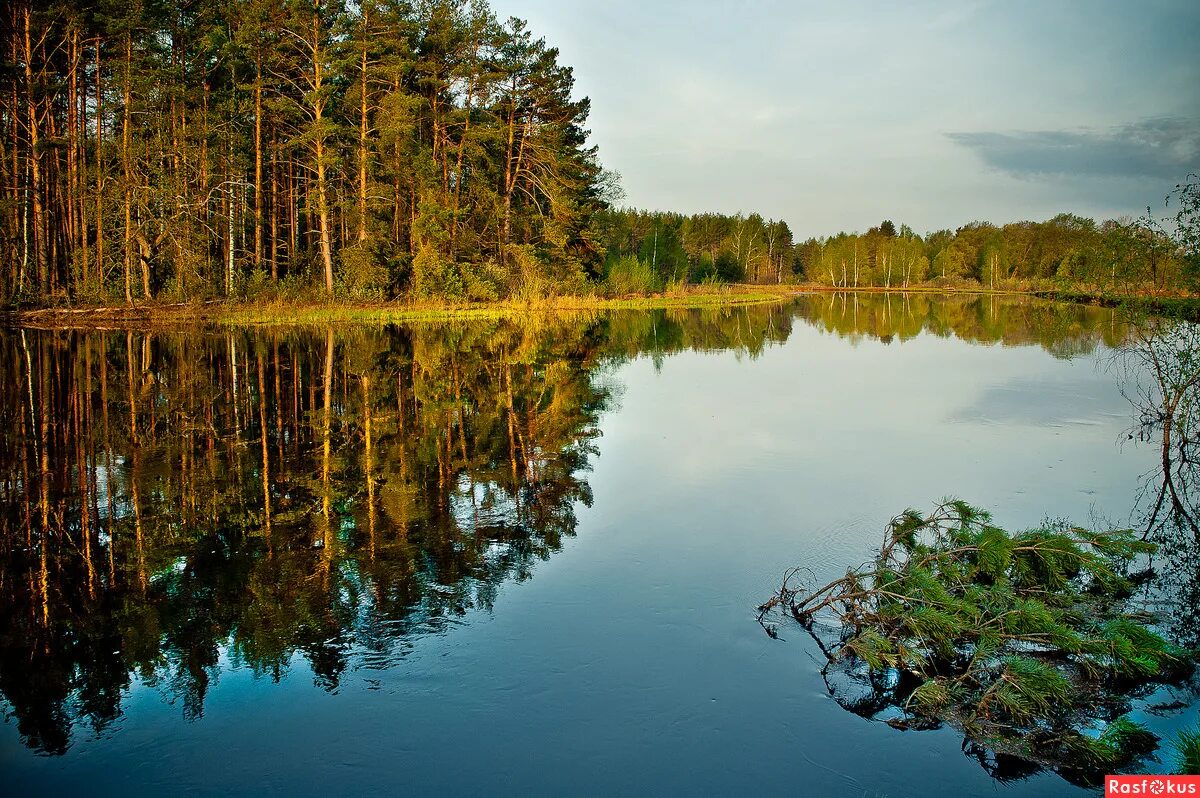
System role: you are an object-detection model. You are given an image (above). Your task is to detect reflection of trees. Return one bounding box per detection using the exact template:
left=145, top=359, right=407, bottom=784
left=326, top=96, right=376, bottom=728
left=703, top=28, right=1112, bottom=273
left=811, top=658, right=1128, bottom=789
left=793, top=291, right=1129, bottom=355
left=1121, top=319, right=1200, bottom=536
left=600, top=304, right=794, bottom=364
left=0, top=319, right=612, bottom=753
left=1116, top=316, right=1200, bottom=648
left=0, top=305, right=799, bottom=755
left=0, top=298, right=1143, bottom=755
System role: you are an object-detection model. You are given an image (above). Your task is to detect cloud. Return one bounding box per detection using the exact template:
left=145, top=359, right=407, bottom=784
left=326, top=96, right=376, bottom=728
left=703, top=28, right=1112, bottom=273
left=947, top=118, right=1200, bottom=180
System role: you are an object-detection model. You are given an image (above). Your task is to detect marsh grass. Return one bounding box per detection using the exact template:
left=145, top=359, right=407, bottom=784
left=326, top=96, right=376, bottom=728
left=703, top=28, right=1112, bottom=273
left=12, top=285, right=798, bottom=329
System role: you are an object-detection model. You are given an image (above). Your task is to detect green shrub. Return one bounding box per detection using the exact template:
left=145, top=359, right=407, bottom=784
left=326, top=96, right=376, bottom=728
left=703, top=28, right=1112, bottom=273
left=604, top=255, right=659, bottom=296
left=714, top=252, right=742, bottom=282
left=338, top=240, right=392, bottom=299
left=411, top=248, right=462, bottom=299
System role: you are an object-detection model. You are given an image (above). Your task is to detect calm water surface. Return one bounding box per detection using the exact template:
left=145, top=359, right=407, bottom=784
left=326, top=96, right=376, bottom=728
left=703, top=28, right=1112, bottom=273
left=0, top=294, right=1192, bottom=796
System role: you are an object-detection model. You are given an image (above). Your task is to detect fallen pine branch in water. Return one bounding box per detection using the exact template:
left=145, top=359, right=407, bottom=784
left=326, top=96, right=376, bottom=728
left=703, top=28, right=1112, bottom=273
left=760, top=500, right=1197, bottom=785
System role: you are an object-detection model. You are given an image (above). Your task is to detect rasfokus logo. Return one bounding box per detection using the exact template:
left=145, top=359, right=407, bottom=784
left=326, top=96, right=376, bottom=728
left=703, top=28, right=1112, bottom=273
left=1107, top=776, right=1200, bottom=795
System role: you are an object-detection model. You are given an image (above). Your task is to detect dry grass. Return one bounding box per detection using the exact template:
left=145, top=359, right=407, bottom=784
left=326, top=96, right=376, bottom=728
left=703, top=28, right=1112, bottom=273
left=10, top=285, right=799, bottom=329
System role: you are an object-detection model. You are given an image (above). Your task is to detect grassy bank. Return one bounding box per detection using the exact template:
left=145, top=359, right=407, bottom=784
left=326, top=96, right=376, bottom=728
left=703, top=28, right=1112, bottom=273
left=12, top=282, right=1200, bottom=329
left=1033, top=289, right=1200, bottom=322
left=10, top=284, right=801, bottom=329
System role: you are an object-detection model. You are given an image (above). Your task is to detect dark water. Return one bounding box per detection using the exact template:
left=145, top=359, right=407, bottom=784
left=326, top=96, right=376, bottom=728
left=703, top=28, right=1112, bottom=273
left=0, top=294, right=1192, bottom=795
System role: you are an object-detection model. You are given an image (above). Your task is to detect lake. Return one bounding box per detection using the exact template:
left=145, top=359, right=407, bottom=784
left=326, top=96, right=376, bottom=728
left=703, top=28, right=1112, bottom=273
left=1, top=293, right=1193, bottom=796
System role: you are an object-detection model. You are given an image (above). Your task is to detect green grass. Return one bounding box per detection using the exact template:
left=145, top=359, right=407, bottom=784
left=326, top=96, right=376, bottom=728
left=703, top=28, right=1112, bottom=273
left=216, top=287, right=797, bottom=326
left=12, top=285, right=798, bottom=328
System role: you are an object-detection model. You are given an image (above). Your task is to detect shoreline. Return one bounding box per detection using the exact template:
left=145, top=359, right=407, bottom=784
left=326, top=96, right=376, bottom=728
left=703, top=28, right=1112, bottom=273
left=7, top=286, right=801, bottom=329
left=7, top=284, right=1197, bottom=328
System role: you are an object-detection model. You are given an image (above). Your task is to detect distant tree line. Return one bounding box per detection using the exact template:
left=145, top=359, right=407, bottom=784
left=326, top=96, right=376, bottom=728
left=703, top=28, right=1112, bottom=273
left=593, top=209, right=794, bottom=292
left=794, top=202, right=1198, bottom=293
left=0, top=0, right=613, bottom=304
left=593, top=188, right=1198, bottom=296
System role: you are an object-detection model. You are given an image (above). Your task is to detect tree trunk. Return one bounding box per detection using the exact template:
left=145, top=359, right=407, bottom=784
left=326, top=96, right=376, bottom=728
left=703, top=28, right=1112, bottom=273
left=269, top=128, right=278, bottom=280
left=254, top=58, right=264, bottom=270
left=94, top=38, right=104, bottom=285
left=357, top=28, right=369, bottom=243
left=312, top=11, right=334, bottom=294
left=67, top=30, right=79, bottom=293
left=24, top=9, right=46, bottom=292
left=122, top=35, right=133, bottom=304
left=76, top=31, right=90, bottom=291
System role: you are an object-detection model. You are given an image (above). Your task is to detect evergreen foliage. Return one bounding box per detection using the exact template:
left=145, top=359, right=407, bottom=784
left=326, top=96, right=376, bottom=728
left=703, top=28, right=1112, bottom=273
left=0, top=0, right=614, bottom=303
left=760, top=501, right=1196, bottom=776
left=1175, top=725, right=1200, bottom=775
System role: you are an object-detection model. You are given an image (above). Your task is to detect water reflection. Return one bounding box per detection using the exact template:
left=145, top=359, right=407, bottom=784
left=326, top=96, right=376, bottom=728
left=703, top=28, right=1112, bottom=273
left=0, top=294, right=1136, bottom=757
left=1116, top=315, right=1200, bottom=649
left=794, top=290, right=1128, bottom=355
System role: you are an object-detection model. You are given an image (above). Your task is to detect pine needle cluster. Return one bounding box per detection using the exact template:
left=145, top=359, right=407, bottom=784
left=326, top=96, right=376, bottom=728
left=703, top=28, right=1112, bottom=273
left=761, top=500, right=1196, bottom=775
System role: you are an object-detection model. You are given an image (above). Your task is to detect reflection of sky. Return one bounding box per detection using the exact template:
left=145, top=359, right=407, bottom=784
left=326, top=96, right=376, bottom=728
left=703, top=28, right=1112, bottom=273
left=502, top=0, right=1199, bottom=235
left=599, top=322, right=1152, bottom=563
left=947, top=375, right=1130, bottom=428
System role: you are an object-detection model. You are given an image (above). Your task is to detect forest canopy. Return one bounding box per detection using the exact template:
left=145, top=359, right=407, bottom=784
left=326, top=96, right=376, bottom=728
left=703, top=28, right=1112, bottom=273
left=1, top=0, right=614, bottom=303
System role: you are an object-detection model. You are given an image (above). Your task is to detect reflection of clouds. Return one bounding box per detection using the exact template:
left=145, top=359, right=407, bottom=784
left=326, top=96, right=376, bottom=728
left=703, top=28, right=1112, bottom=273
left=926, top=0, right=989, bottom=32
left=948, top=375, right=1129, bottom=428
left=947, top=117, right=1200, bottom=180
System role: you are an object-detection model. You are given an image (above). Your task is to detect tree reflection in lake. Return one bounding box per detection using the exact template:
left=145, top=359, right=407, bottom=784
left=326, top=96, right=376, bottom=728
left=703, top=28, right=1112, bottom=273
left=794, top=290, right=1129, bottom=356
left=2, top=318, right=603, bottom=753
left=1116, top=314, right=1200, bottom=649
left=0, top=295, right=1135, bottom=757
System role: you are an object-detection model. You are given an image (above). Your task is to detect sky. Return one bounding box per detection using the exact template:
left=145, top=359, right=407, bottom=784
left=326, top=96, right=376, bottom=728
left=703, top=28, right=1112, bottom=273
left=499, top=0, right=1200, bottom=238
